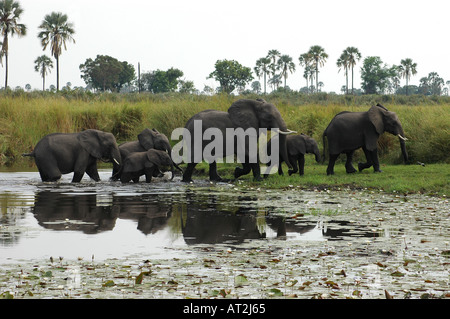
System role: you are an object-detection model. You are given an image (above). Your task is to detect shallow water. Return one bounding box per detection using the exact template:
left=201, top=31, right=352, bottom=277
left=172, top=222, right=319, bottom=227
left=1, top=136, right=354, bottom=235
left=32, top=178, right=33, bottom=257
left=0, top=169, right=449, bottom=298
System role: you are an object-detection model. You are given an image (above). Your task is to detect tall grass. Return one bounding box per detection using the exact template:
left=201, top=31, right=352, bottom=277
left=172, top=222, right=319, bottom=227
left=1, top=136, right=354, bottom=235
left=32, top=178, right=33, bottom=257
left=0, top=92, right=448, bottom=167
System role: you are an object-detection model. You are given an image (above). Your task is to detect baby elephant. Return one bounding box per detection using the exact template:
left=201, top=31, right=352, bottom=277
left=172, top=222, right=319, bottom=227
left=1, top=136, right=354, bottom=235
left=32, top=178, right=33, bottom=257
left=267, top=134, right=321, bottom=176
left=119, top=149, right=174, bottom=183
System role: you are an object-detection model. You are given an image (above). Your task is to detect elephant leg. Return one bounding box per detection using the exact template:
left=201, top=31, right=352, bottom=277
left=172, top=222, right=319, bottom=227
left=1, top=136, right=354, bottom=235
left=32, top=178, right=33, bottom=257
left=145, top=168, right=154, bottom=183
left=298, top=155, right=305, bottom=176
left=327, top=154, right=339, bottom=175
left=358, top=147, right=374, bottom=172
left=235, top=163, right=251, bottom=179
left=39, top=170, right=61, bottom=182
left=120, top=173, right=132, bottom=183
left=209, top=162, right=224, bottom=182
left=251, top=163, right=262, bottom=181
left=371, top=149, right=382, bottom=172
left=85, top=163, right=101, bottom=182
left=288, top=156, right=298, bottom=176
left=182, top=163, right=197, bottom=182
left=345, top=151, right=357, bottom=174
left=35, top=157, right=61, bottom=182
left=278, top=161, right=284, bottom=175
left=72, top=171, right=85, bottom=183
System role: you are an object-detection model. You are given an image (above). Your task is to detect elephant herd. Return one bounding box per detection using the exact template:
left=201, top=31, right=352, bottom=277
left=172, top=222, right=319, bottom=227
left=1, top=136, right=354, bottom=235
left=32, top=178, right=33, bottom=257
left=23, top=99, right=408, bottom=183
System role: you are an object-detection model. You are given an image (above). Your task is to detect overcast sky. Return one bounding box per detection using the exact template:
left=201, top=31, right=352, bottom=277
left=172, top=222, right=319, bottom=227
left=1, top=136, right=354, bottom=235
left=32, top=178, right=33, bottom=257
left=5, top=0, right=450, bottom=93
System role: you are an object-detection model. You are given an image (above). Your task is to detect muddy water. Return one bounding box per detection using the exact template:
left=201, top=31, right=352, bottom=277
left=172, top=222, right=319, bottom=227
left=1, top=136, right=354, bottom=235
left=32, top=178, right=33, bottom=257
left=0, top=169, right=448, bottom=299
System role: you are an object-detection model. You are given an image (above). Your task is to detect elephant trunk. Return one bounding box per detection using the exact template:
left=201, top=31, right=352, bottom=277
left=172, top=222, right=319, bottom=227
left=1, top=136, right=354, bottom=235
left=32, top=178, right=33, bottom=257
left=278, top=128, right=296, bottom=170
left=110, top=146, right=122, bottom=175
left=397, top=127, right=408, bottom=164
left=165, top=143, right=183, bottom=174
left=314, top=147, right=322, bottom=163
left=399, top=137, right=408, bottom=164
left=170, top=162, right=175, bottom=180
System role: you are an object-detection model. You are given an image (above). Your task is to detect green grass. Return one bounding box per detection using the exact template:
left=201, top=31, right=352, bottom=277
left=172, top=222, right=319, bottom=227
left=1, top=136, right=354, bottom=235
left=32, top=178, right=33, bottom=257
left=192, top=159, right=449, bottom=196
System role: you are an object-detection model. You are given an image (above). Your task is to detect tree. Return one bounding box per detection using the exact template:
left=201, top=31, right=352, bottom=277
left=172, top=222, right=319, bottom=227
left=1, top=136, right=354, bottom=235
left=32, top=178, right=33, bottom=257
left=34, top=55, right=53, bottom=91
left=0, top=0, right=26, bottom=89
left=139, top=68, right=184, bottom=93
left=398, top=58, right=417, bottom=95
left=360, top=56, right=394, bottom=94
left=344, top=47, right=361, bottom=94
left=38, top=12, right=75, bottom=91
left=277, top=54, right=296, bottom=89
left=79, top=55, right=135, bottom=92
left=336, top=51, right=349, bottom=94
left=179, top=80, right=196, bottom=94
left=308, top=45, right=328, bottom=92
left=299, top=52, right=316, bottom=93
left=427, top=72, right=444, bottom=95
left=254, top=57, right=270, bottom=94
left=266, top=49, right=280, bottom=88
left=208, top=59, right=253, bottom=94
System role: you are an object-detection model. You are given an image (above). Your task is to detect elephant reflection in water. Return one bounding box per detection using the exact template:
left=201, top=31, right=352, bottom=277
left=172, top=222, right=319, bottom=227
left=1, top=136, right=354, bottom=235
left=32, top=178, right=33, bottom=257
left=33, top=191, right=173, bottom=235
left=32, top=191, right=118, bottom=234
left=111, top=195, right=172, bottom=235
left=179, top=193, right=317, bottom=245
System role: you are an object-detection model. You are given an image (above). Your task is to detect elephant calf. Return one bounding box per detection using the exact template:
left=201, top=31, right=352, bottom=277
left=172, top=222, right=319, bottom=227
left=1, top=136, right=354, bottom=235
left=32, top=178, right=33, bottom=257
left=112, top=128, right=173, bottom=179
left=266, top=134, right=321, bottom=176
left=119, top=149, right=174, bottom=183
left=23, top=129, right=121, bottom=183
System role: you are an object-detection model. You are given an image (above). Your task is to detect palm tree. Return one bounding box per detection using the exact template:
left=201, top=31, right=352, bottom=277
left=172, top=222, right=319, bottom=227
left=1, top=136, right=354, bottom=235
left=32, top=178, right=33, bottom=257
left=336, top=51, right=349, bottom=94
left=38, top=12, right=75, bottom=91
left=254, top=57, right=271, bottom=94
left=344, top=47, right=361, bottom=94
left=308, top=45, right=328, bottom=92
left=267, top=49, right=280, bottom=89
left=399, top=58, right=417, bottom=95
left=34, top=55, right=53, bottom=91
left=0, top=0, right=26, bottom=89
left=268, top=74, right=282, bottom=91
left=299, top=52, right=313, bottom=93
left=277, top=54, right=295, bottom=89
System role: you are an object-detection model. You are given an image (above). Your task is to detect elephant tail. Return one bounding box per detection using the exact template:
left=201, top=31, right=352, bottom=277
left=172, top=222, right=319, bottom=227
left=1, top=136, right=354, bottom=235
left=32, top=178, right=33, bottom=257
left=22, top=152, right=35, bottom=158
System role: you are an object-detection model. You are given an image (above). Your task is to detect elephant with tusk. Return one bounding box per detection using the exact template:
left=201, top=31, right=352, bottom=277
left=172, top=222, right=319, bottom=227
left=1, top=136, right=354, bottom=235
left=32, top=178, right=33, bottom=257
left=181, top=98, right=296, bottom=182
left=323, top=103, right=409, bottom=175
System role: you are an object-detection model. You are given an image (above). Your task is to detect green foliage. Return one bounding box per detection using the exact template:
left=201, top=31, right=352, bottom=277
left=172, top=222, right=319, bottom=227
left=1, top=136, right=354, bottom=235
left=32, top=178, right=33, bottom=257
left=139, top=68, right=184, bottom=93
left=208, top=59, right=253, bottom=94
left=360, top=56, right=395, bottom=94
left=79, top=55, right=135, bottom=92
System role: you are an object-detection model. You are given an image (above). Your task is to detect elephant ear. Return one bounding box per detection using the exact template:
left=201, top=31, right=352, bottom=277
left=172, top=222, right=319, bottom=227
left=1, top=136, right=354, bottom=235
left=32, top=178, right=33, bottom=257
left=228, top=99, right=259, bottom=130
left=147, top=150, right=170, bottom=166
left=368, top=105, right=385, bottom=135
left=78, top=130, right=102, bottom=158
left=138, top=128, right=156, bottom=150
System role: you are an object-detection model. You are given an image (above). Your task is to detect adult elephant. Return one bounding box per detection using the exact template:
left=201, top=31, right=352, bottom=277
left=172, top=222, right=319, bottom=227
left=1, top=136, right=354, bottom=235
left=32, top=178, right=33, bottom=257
left=23, top=129, right=121, bottom=182
left=266, top=134, right=321, bottom=176
left=181, top=99, right=296, bottom=182
left=111, top=128, right=181, bottom=180
left=323, top=103, right=408, bottom=175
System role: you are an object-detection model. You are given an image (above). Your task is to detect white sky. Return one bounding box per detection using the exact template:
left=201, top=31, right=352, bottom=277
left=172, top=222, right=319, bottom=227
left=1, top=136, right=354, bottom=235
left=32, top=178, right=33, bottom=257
left=5, top=0, right=450, bottom=93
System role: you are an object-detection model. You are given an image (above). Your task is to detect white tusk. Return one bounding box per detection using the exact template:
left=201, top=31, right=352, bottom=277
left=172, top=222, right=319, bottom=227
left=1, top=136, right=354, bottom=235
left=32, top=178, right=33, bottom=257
left=113, top=158, right=120, bottom=165
left=279, top=129, right=297, bottom=135
left=397, top=134, right=408, bottom=141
